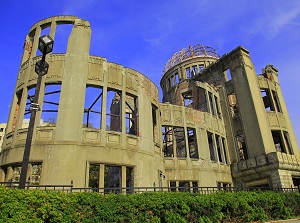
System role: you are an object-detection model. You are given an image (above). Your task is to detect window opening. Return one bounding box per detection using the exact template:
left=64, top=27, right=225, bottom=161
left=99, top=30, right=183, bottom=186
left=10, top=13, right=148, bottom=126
left=222, top=137, right=228, bottom=164
left=178, top=181, right=190, bottom=192
left=272, top=90, right=282, bottom=113
left=42, top=84, right=61, bottom=125
left=214, top=95, right=221, bottom=118
left=24, top=87, right=36, bottom=120
left=199, top=64, right=204, bottom=71
left=196, top=87, right=208, bottom=112
left=216, top=135, right=223, bottom=162
left=126, top=167, right=134, bottom=193
left=228, top=93, right=238, bottom=117
left=30, top=163, right=42, bottom=185
left=207, top=132, right=217, bottom=161
left=192, top=182, right=198, bottom=192
left=174, top=127, right=186, bottom=158
left=169, top=181, right=176, bottom=192
left=171, top=75, right=175, bottom=87
left=89, top=164, right=99, bottom=188
left=0, top=128, right=3, bottom=132
left=83, top=86, right=102, bottom=129
left=192, top=65, right=198, bottom=76
left=272, top=130, right=286, bottom=153
left=186, top=67, right=191, bottom=78
left=182, top=91, right=193, bottom=108
left=283, top=131, right=293, bottom=155
left=187, top=128, right=198, bottom=158
left=236, top=134, right=248, bottom=160
left=261, top=89, right=274, bottom=111
left=125, top=94, right=137, bottom=135
left=104, top=165, right=121, bottom=194
left=152, top=105, right=158, bottom=143
left=11, top=166, right=22, bottom=183
left=225, top=69, right=232, bottom=81
left=12, top=91, right=22, bottom=131
left=292, top=177, right=300, bottom=189
left=106, top=90, right=121, bottom=132
left=208, top=92, right=216, bottom=116
left=52, top=24, right=73, bottom=53
left=162, top=126, right=174, bottom=157
left=175, top=72, right=180, bottom=84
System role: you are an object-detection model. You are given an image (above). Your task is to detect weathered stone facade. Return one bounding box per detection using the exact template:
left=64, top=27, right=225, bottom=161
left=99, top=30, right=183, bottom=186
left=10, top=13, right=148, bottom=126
left=0, top=16, right=299, bottom=190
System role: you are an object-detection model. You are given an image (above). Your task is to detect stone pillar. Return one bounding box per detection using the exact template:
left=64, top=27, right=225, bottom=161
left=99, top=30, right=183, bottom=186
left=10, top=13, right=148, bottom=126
left=229, top=47, right=274, bottom=157
left=55, top=19, right=91, bottom=142
left=122, top=166, right=126, bottom=193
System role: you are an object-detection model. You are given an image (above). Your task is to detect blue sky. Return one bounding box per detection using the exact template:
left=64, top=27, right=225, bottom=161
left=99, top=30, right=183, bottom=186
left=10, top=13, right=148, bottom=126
left=0, top=0, right=300, bottom=145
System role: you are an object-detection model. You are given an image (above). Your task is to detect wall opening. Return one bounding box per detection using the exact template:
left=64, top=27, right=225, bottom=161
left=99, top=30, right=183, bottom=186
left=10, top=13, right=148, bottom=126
left=88, top=164, right=99, bottom=188
left=174, top=127, right=186, bottom=158
left=152, top=104, right=158, bottom=143
left=42, top=84, right=61, bottom=125
left=162, top=126, right=174, bottom=157
left=236, top=134, right=248, bottom=160
left=187, top=128, right=198, bottom=158
left=106, top=90, right=121, bottom=132
left=272, top=130, right=286, bottom=153
left=272, top=90, right=282, bottom=113
left=52, top=24, right=73, bottom=53
left=186, top=67, right=191, bottom=78
left=228, top=93, right=238, bottom=117
left=83, top=86, right=102, bottom=129
left=24, top=87, right=36, bottom=120
left=225, top=69, right=232, bottom=81
left=104, top=165, right=121, bottom=193
left=216, top=135, right=223, bottom=162
left=125, top=94, right=137, bottom=135
left=207, top=131, right=217, bottom=161
left=283, top=131, right=293, bottom=154
left=261, top=89, right=274, bottom=111
left=182, top=91, right=193, bottom=108
left=196, top=87, right=208, bottom=112
left=208, top=91, right=216, bottom=116
left=126, top=167, right=134, bottom=193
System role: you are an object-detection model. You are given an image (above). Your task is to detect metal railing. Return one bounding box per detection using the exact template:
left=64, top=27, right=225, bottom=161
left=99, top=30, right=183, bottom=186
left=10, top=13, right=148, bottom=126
left=1, top=182, right=299, bottom=194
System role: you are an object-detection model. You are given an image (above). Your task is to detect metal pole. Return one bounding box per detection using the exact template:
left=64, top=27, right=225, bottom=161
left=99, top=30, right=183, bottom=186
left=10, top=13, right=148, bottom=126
left=19, top=53, right=46, bottom=189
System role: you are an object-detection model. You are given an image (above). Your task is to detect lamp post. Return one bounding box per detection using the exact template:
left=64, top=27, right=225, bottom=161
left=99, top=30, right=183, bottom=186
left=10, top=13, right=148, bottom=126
left=19, top=35, right=54, bottom=189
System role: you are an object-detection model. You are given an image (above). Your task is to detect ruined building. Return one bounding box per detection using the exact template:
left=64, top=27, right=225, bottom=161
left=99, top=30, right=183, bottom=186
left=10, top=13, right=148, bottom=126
left=0, top=16, right=300, bottom=190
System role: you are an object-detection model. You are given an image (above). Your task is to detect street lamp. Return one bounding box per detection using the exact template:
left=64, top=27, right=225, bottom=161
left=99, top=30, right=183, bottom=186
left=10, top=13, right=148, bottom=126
left=19, top=35, right=54, bottom=189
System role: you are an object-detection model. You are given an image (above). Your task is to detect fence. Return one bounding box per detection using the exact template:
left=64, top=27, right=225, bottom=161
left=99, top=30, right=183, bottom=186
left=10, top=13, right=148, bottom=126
left=1, top=182, right=299, bottom=194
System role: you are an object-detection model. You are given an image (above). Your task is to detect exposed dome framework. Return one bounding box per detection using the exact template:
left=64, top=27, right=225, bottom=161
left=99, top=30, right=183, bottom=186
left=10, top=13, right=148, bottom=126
left=163, top=44, right=220, bottom=74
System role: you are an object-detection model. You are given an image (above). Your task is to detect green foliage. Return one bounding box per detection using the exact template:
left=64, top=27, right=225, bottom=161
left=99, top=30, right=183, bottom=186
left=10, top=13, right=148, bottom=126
left=0, top=186, right=299, bottom=222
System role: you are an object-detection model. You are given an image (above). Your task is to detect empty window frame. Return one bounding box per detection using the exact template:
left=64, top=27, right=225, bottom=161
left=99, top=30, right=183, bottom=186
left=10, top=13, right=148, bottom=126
left=225, top=69, right=232, bottom=81
left=207, top=131, right=217, bottom=161
left=272, top=90, right=282, bottom=113
left=215, top=135, right=223, bottom=163
left=162, top=126, right=174, bottom=157
left=228, top=93, right=238, bottom=117
left=283, top=131, right=293, bottom=155
left=169, top=181, right=176, bottom=192
left=178, top=181, right=190, bottom=192
left=175, top=72, right=180, bottom=84
left=199, top=64, right=204, bottom=71
left=30, top=163, right=42, bottom=185
left=12, top=90, right=22, bottom=131
left=126, top=167, right=134, bottom=193
left=187, top=128, right=198, bottom=158
left=214, top=95, right=221, bottom=118
left=186, top=67, right=191, bottom=78
left=42, top=84, right=61, bottom=125
left=104, top=165, right=121, bottom=194
left=196, top=87, right=208, bottom=112
left=24, top=87, right=36, bottom=120
left=152, top=104, right=158, bottom=143
left=88, top=164, right=100, bottom=188
left=0, top=128, right=3, bottom=132
left=106, top=89, right=122, bottom=132
left=272, top=130, right=286, bottom=153
left=125, top=94, right=138, bottom=135
left=191, top=66, right=198, bottom=76
left=182, top=91, right=194, bottom=108
left=171, top=75, right=175, bottom=87
left=221, top=137, right=228, bottom=164
left=261, top=89, right=274, bottom=111
left=173, top=127, right=186, bottom=158
left=208, top=92, right=216, bottom=116
left=83, top=86, right=103, bottom=129
left=236, top=134, right=248, bottom=160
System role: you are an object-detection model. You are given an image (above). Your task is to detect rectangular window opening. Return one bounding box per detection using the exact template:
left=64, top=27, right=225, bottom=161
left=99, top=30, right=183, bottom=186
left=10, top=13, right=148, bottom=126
left=236, top=134, right=248, bottom=160
left=283, top=131, right=293, bottom=155
left=196, top=87, right=208, bottom=112
left=225, top=69, right=232, bottom=81
left=272, top=90, right=282, bottom=113
left=208, top=92, right=216, bottom=116
left=214, top=95, right=221, bottom=118
left=272, top=130, right=286, bottom=153
left=187, top=128, right=198, bottom=158
left=88, top=164, right=99, bottom=188
left=104, top=165, right=121, bottom=194
left=125, top=94, right=138, bottom=135
left=207, top=132, right=217, bottom=161
left=174, top=127, right=186, bottom=158
left=216, top=135, right=223, bottom=162
left=42, top=84, right=61, bottom=126
left=261, top=89, right=274, bottom=111
left=52, top=24, right=73, bottom=54
left=182, top=91, right=194, bottom=108
left=222, top=137, right=228, bottom=164
left=126, top=167, right=134, bottom=193
left=152, top=105, right=158, bottom=143
left=162, top=126, right=174, bottom=157
left=228, top=93, right=238, bottom=117
left=186, top=67, right=191, bottom=78
left=106, top=90, right=121, bottom=132
left=83, top=86, right=103, bottom=129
